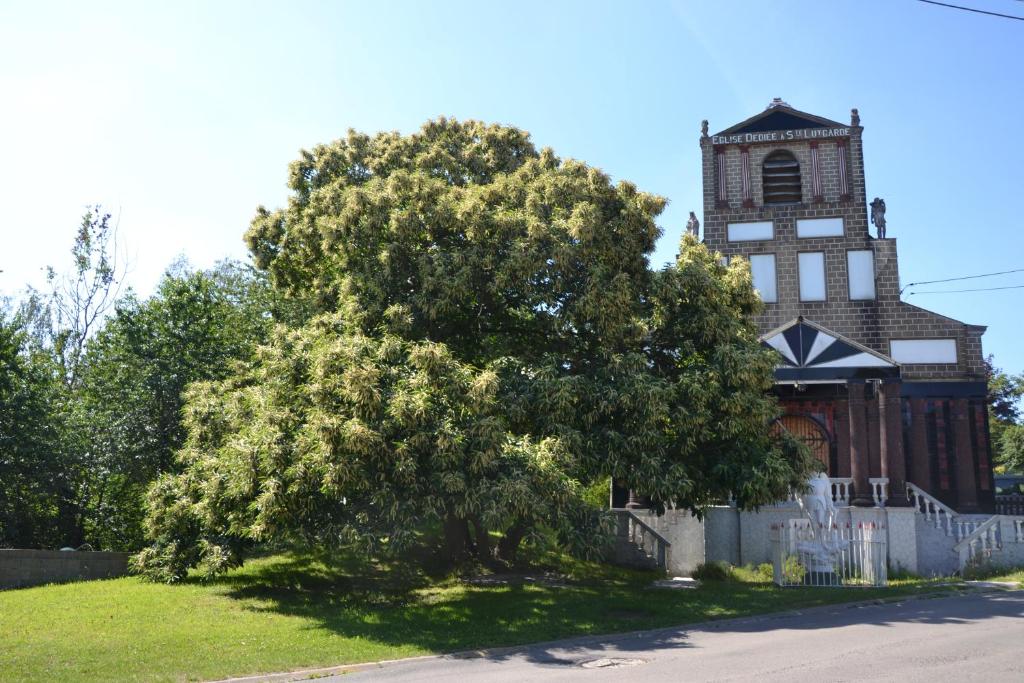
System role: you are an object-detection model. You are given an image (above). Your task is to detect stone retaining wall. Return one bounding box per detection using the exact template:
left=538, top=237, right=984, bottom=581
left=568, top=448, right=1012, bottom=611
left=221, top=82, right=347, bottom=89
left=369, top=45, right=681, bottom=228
left=0, top=550, right=131, bottom=589
left=645, top=503, right=961, bottom=577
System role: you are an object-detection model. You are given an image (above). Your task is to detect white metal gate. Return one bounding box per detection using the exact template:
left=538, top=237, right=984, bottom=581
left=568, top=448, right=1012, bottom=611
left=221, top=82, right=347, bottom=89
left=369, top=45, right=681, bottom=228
left=770, top=519, right=887, bottom=587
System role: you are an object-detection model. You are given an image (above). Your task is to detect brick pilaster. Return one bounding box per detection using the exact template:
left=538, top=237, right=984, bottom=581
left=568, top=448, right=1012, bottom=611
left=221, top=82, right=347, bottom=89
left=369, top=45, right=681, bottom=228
left=849, top=382, right=873, bottom=506
left=867, top=387, right=881, bottom=477
left=879, top=382, right=910, bottom=505
left=909, top=398, right=931, bottom=492
left=715, top=147, right=728, bottom=208
left=837, top=138, right=850, bottom=202
left=740, top=145, right=753, bottom=208
left=835, top=398, right=851, bottom=477
left=810, top=141, right=823, bottom=203
left=952, top=398, right=979, bottom=512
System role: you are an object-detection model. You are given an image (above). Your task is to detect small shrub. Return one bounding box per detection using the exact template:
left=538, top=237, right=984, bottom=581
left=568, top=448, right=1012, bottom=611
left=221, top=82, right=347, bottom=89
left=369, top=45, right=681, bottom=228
left=781, top=555, right=806, bottom=584
left=691, top=561, right=731, bottom=582
left=723, top=563, right=773, bottom=583
left=888, top=565, right=920, bottom=582
left=961, top=557, right=999, bottom=581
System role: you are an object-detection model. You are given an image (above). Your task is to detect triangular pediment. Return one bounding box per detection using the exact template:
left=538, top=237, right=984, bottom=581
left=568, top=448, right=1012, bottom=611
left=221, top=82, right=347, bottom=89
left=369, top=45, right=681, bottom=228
left=761, top=317, right=899, bottom=381
left=716, top=104, right=848, bottom=136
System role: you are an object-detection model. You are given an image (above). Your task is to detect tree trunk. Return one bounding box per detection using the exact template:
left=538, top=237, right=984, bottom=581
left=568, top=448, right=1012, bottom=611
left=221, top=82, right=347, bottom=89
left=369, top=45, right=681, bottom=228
left=443, top=513, right=471, bottom=563
left=471, top=517, right=491, bottom=563
left=495, top=521, right=529, bottom=563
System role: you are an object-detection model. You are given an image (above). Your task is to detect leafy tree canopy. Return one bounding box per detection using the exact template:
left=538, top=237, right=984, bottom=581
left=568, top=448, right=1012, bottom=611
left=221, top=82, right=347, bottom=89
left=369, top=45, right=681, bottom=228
left=0, top=312, right=66, bottom=547
left=999, top=426, right=1024, bottom=474
left=70, top=260, right=278, bottom=550
left=138, top=118, right=811, bottom=580
left=985, top=356, right=1024, bottom=471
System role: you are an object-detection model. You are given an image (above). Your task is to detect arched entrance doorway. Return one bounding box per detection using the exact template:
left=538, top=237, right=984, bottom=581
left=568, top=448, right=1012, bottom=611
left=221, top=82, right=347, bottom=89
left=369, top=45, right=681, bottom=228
left=774, top=414, right=834, bottom=474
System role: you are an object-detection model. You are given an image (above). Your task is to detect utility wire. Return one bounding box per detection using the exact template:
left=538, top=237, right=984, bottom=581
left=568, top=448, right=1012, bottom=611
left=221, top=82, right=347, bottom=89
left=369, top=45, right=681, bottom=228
left=900, top=267, right=1024, bottom=294
left=909, top=284, right=1024, bottom=294
left=915, top=0, right=1024, bottom=20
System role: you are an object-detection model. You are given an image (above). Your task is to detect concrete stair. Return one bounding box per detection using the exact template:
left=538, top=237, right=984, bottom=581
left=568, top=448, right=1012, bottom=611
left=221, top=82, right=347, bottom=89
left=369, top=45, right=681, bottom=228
left=608, top=510, right=670, bottom=571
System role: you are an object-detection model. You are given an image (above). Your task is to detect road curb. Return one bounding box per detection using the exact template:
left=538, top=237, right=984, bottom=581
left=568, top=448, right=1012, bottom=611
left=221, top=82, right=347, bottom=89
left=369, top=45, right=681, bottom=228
left=208, top=584, right=1010, bottom=683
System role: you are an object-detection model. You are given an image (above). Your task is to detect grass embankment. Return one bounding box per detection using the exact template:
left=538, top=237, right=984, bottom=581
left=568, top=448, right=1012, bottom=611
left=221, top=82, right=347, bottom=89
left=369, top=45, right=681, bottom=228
left=979, top=568, right=1024, bottom=585
left=0, top=551, right=951, bottom=683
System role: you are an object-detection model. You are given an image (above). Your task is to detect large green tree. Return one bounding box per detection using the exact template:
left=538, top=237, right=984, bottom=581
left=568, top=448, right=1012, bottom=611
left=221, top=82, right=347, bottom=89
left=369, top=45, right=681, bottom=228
left=986, top=356, right=1024, bottom=472
left=4, top=209, right=279, bottom=550
left=987, top=356, right=1024, bottom=473
left=0, top=313, right=66, bottom=548
left=137, top=118, right=811, bottom=580
left=71, top=260, right=278, bottom=549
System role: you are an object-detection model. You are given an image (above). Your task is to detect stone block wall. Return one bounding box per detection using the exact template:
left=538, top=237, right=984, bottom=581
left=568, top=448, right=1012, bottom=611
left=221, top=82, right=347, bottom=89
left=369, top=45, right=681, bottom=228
left=632, top=509, right=706, bottom=576
left=652, top=505, right=965, bottom=578
left=704, top=507, right=740, bottom=566
left=0, top=550, right=130, bottom=590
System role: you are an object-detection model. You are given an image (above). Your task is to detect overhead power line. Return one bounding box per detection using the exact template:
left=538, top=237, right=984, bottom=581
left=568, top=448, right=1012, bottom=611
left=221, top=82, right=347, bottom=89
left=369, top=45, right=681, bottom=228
left=900, top=267, right=1024, bottom=294
left=915, top=0, right=1024, bottom=21
left=909, top=284, right=1024, bottom=294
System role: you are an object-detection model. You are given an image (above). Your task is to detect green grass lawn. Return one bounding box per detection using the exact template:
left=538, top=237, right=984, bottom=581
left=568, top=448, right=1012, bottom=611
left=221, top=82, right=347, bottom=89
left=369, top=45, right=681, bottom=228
left=984, top=568, right=1024, bottom=585
left=0, top=551, right=952, bottom=683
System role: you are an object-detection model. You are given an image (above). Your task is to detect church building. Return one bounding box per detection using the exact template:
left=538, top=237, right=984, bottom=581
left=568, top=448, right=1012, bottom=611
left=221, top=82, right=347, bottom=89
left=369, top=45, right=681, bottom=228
left=700, top=99, right=994, bottom=513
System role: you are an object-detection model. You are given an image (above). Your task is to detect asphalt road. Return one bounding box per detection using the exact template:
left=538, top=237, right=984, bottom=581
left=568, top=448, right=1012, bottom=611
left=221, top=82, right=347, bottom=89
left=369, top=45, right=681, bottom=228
left=322, top=590, right=1024, bottom=682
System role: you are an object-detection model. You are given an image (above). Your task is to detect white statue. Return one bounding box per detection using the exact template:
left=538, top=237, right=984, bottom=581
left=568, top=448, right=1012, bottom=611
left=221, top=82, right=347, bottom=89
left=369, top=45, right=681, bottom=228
left=801, top=472, right=836, bottom=529
left=796, top=473, right=849, bottom=579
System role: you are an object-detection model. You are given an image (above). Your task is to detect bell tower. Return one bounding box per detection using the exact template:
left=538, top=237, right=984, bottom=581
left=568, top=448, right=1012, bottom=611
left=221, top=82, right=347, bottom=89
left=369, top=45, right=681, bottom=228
left=699, top=98, right=890, bottom=337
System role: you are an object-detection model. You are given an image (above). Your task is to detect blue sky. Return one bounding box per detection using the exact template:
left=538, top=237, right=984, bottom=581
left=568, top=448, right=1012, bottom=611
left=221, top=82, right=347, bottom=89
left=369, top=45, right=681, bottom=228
left=1, top=0, right=1021, bottom=373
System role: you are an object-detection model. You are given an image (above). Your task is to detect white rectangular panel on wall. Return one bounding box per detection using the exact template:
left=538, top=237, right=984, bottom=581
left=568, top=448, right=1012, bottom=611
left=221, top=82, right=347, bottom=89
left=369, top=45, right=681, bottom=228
left=796, top=217, right=844, bottom=238
left=727, top=221, right=773, bottom=242
left=798, top=252, right=826, bottom=301
left=749, top=254, right=777, bottom=302
left=847, top=250, right=876, bottom=300
left=890, top=339, right=958, bottom=364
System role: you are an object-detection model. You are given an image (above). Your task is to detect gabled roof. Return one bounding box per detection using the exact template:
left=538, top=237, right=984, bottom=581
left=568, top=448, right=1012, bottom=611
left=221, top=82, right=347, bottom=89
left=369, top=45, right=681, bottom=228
left=761, top=317, right=900, bottom=382
left=716, top=102, right=847, bottom=136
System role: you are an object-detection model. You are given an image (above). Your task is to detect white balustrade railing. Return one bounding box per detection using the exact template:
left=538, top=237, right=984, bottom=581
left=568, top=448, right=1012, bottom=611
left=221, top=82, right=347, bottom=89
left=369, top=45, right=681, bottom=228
left=618, top=510, right=671, bottom=571
left=955, top=520, right=982, bottom=541
left=829, top=478, right=853, bottom=505
left=906, top=482, right=958, bottom=537
left=955, top=516, right=1002, bottom=569
left=1016, top=518, right=1024, bottom=543
left=868, top=477, right=889, bottom=508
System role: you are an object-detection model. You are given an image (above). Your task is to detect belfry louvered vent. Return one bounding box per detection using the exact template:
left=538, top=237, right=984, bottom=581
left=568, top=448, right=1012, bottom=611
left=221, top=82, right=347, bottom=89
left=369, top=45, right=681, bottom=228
left=762, top=150, right=801, bottom=205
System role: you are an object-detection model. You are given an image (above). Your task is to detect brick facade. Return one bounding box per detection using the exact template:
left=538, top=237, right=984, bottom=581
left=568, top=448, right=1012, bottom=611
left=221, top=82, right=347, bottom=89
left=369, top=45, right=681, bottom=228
left=700, top=105, right=986, bottom=382
left=698, top=102, right=994, bottom=511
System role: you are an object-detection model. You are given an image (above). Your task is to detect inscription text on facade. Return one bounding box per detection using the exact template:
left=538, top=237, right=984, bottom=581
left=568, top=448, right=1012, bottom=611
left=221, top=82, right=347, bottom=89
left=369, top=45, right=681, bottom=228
left=712, top=127, right=850, bottom=146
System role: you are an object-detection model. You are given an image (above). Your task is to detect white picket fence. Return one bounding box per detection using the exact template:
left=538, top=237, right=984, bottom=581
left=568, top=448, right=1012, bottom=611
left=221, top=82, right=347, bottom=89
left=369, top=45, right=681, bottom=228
left=770, top=519, right=888, bottom=587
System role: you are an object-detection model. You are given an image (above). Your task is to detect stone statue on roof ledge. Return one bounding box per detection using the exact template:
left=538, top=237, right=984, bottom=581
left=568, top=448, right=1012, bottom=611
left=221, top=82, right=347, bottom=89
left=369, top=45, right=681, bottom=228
left=767, top=97, right=791, bottom=109
left=851, top=108, right=860, bottom=126
left=686, top=211, right=700, bottom=238
left=870, top=197, right=887, bottom=238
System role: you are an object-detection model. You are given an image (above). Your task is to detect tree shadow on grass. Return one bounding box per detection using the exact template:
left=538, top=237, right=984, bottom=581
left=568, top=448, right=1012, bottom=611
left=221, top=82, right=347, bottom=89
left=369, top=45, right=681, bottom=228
left=195, top=550, right=1024, bottom=669
left=193, top=548, right=697, bottom=662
